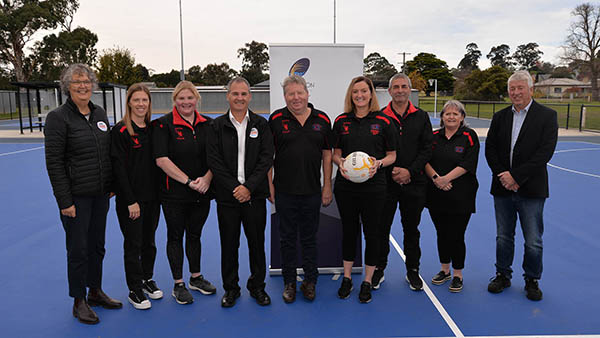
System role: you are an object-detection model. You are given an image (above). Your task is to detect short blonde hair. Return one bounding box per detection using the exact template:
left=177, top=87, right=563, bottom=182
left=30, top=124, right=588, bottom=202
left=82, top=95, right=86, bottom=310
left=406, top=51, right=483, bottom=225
left=343, top=76, right=380, bottom=113
left=172, top=80, right=201, bottom=103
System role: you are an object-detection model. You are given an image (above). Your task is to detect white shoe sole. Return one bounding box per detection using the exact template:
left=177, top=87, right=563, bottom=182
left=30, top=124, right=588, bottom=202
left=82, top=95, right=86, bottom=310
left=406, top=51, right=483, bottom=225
left=143, top=288, right=163, bottom=300
left=406, top=276, right=423, bottom=291
left=372, top=276, right=385, bottom=290
left=431, top=275, right=452, bottom=285
left=171, top=291, right=193, bottom=304
left=188, top=283, right=216, bottom=295
left=128, top=297, right=151, bottom=310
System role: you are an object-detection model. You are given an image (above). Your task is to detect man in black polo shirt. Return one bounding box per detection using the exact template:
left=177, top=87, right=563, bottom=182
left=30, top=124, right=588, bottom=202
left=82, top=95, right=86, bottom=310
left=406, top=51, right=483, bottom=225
left=377, top=73, right=433, bottom=291
left=268, top=75, right=333, bottom=303
left=207, top=77, right=274, bottom=308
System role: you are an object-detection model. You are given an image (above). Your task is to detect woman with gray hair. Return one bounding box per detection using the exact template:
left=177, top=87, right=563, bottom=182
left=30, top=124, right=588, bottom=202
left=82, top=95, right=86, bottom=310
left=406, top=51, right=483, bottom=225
left=424, top=100, right=479, bottom=292
left=45, top=64, right=122, bottom=325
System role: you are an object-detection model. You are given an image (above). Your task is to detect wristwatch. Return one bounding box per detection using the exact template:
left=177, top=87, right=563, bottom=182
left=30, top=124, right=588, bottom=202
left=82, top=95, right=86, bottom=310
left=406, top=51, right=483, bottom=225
left=185, top=178, right=193, bottom=186
left=432, top=174, right=439, bottom=180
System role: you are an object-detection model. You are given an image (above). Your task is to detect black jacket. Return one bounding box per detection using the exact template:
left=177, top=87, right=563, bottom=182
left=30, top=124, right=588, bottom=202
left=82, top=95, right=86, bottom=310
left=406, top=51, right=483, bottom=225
left=485, top=100, right=558, bottom=198
left=44, top=98, right=113, bottom=209
left=381, top=101, right=433, bottom=194
left=207, top=110, right=274, bottom=205
left=111, top=121, right=158, bottom=206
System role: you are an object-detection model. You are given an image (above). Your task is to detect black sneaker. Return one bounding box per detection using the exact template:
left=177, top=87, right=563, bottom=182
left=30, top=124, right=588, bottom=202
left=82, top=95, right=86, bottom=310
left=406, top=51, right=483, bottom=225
left=487, top=273, right=511, bottom=293
left=189, top=275, right=216, bottom=295
left=172, top=282, right=193, bottom=304
left=337, top=277, right=353, bottom=299
left=142, top=279, right=163, bottom=300
left=358, top=281, right=372, bottom=303
left=431, top=271, right=452, bottom=285
left=372, top=269, right=385, bottom=290
left=250, top=289, right=271, bottom=306
left=406, top=269, right=423, bottom=291
left=524, top=278, right=543, bottom=301
left=128, top=289, right=151, bottom=310
left=449, top=277, right=463, bottom=292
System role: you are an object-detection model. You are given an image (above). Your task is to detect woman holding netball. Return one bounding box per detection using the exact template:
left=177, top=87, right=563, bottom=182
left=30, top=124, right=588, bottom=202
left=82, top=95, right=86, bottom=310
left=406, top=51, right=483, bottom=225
left=332, top=76, right=397, bottom=303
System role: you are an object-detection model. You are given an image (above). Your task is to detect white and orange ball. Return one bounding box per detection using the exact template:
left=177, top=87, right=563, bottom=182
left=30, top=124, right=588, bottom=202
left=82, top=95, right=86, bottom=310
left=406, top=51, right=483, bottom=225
left=342, top=151, right=374, bottom=183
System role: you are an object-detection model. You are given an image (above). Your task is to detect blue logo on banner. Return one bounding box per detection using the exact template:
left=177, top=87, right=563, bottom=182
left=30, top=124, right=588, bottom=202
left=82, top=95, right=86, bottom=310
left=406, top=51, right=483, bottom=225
left=289, top=58, right=310, bottom=76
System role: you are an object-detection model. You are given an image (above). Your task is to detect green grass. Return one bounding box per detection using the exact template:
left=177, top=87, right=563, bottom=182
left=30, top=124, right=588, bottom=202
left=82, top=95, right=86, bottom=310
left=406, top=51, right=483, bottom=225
left=418, top=96, right=600, bottom=131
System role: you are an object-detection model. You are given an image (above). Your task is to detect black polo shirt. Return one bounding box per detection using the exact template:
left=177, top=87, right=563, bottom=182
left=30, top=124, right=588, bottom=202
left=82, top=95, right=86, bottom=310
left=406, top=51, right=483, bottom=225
left=425, top=126, right=479, bottom=214
left=269, top=103, right=333, bottom=195
left=333, top=110, right=397, bottom=193
left=152, top=108, right=213, bottom=202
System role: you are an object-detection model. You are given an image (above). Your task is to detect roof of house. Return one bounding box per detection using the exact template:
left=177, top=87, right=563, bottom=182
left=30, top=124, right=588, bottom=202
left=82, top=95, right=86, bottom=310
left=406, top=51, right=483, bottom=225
left=535, top=78, right=588, bottom=87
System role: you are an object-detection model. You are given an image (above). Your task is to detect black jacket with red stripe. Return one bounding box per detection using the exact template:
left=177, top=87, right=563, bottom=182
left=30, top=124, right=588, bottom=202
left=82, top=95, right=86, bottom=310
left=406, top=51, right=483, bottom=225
left=110, top=120, right=158, bottom=207
left=152, top=108, right=213, bottom=202
left=381, top=101, right=433, bottom=192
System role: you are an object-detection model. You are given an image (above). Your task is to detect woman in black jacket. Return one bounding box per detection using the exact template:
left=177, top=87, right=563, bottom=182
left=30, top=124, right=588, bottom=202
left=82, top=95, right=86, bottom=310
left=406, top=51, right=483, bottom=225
left=153, top=80, right=216, bottom=305
left=111, top=83, right=162, bottom=310
left=424, top=100, right=479, bottom=292
left=44, top=64, right=122, bottom=325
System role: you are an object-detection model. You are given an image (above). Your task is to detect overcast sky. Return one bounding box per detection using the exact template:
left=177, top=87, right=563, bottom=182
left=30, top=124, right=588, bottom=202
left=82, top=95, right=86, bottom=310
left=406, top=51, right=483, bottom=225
left=65, top=0, right=583, bottom=74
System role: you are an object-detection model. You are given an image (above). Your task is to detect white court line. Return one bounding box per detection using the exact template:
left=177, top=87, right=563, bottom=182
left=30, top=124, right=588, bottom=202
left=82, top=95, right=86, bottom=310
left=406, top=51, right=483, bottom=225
left=554, top=147, right=600, bottom=153
left=399, top=336, right=600, bottom=338
left=549, top=147, right=600, bottom=178
left=0, top=146, right=44, bottom=157
left=389, top=234, right=465, bottom=338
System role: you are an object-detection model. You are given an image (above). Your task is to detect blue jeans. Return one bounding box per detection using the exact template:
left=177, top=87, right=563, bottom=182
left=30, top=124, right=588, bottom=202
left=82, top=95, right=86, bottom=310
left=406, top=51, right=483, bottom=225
left=494, top=194, right=545, bottom=280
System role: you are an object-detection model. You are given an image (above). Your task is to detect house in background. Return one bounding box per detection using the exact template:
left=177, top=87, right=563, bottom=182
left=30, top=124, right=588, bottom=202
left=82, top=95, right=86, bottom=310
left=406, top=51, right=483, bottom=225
left=534, top=78, right=590, bottom=98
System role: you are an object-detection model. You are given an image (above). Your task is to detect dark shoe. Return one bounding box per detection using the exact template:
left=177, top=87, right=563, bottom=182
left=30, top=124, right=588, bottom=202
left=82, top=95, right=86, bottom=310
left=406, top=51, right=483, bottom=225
left=487, top=273, right=511, bottom=293
left=358, top=281, right=372, bottom=303
left=282, top=283, right=296, bottom=303
left=87, top=288, right=123, bottom=309
left=172, top=282, right=193, bottom=304
left=337, top=277, right=353, bottom=299
left=72, top=298, right=99, bottom=325
left=142, top=279, right=163, bottom=300
left=221, top=289, right=241, bottom=308
left=250, top=289, right=271, bottom=306
left=300, top=281, right=316, bottom=301
left=406, top=269, right=423, bottom=291
left=372, top=269, right=385, bottom=290
left=525, top=278, right=543, bottom=301
left=449, top=277, right=463, bottom=293
left=189, top=275, right=217, bottom=295
left=431, top=271, right=452, bottom=285
left=128, top=289, right=151, bottom=310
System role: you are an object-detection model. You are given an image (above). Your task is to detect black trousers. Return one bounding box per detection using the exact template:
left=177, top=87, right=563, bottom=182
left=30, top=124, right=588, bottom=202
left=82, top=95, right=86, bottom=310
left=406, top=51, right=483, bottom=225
left=429, top=210, right=471, bottom=270
left=217, top=199, right=267, bottom=292
left=60, top=194, right=109, bottom=298
left=335, top=190, right=385, bottom=267
left=379, top=186, right=426, bottom=271
left=161, top=200, right=210, bottom=280
left=275, top=191, right=321, bottom=285
left=116, top=199, right=160, bottom=291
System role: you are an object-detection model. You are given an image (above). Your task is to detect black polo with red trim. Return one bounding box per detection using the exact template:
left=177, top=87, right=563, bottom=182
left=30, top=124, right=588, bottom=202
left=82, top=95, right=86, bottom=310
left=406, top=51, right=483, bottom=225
left=333, top=110, right=397, bottom=192
left=268, top=103, right=333, bottom=195
left=152, top=108, right=213, bottom=202
left=425, top=126, right=479, bottom=214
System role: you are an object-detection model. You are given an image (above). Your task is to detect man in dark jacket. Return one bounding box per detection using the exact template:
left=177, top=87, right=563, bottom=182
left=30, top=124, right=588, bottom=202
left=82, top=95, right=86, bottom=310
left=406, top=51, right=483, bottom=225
left=207, top=77, right=274, bottom=307
left=377, top=73, right=433, bottom=291
left=485, top=70, right=558, bottom=301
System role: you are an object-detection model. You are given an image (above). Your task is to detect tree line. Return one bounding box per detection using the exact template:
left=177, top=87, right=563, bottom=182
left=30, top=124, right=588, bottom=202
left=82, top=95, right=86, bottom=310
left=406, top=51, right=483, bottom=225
left=1, top=1, right=598, bottom=101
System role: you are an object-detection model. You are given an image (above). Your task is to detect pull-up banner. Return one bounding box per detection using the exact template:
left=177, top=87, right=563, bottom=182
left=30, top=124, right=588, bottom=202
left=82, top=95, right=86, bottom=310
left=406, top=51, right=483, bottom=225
left=268, top=43, right=364, bottom=275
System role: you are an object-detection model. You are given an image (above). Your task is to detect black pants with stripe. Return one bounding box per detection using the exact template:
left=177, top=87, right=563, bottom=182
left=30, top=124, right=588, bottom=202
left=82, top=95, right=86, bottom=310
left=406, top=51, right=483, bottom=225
left=116, top=199, right=160, bottom=291
left=60, top=194, right=109, bottom=298
left=161, top=200, right=210, bottom=280
left=217, top=199, right=267, bottom=292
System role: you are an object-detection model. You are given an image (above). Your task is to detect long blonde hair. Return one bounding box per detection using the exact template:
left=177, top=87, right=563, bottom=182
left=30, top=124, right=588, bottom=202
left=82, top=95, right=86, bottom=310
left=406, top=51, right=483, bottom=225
left=122, top=83, right=152, bottom=136
left=343, top=76, right=380, bottom=113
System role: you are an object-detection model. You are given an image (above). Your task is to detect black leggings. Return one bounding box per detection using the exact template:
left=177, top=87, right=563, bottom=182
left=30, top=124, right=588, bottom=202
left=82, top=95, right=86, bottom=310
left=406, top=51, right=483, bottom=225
left=428, top=210, right=471, bottom=270
left=335, top=190, right=385, bottom=266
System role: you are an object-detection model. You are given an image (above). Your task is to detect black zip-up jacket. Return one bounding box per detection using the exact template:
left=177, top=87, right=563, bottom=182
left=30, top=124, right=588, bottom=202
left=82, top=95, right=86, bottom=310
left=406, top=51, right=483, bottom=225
left=207, top=110, right=274, bottom=205
left=44, top=98, right=113, bottom=209
left=111, top=121, right=158, bottom=207
left=381, top=101, right=433, bottom=193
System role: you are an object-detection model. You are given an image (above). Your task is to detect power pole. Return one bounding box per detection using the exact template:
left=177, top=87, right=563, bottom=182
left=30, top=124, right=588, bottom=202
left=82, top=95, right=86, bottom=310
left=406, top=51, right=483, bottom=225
left=179, top=0, right=185, bottom=81
left=333, top=0, right=336, bottom=43
left=397, top=52, right=411, bottom=73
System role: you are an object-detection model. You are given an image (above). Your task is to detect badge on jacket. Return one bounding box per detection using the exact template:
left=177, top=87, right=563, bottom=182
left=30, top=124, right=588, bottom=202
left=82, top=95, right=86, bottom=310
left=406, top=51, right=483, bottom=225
left=97, top=121, right=108, bottom=132
left=250, top=127, right=258, bottom=138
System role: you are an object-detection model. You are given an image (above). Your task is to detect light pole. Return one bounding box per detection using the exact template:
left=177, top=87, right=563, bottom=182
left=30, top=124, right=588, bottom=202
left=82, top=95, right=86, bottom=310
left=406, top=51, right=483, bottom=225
left=428, top=78, right=438, bottom=118
left=179, top=0, right=185, bottom=81
left=333, top=0, right=336, bottom=43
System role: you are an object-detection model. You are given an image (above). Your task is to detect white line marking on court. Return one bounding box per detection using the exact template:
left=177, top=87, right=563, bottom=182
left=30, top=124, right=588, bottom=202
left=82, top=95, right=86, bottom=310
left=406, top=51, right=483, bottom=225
left=0, top=146, right=44, bottom=157
left=389, top=234, right=465, bottom=338
left=399, top=336, right=600, bottom=338
left=554, top=147, right=600, bottom=153
left=548, top=163, right=600, bottom=178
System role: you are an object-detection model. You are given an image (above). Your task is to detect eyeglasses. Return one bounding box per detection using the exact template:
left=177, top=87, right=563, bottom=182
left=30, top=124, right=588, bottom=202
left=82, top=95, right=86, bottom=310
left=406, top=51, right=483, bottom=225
left=71, top=80, right=92, bottom=87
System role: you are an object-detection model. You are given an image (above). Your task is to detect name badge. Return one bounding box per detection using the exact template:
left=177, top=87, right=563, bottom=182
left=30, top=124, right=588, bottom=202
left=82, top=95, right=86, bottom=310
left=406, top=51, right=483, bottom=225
left=97, top=121, right=108, bottom=132
left=249, top=127, right=259, bottom=138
